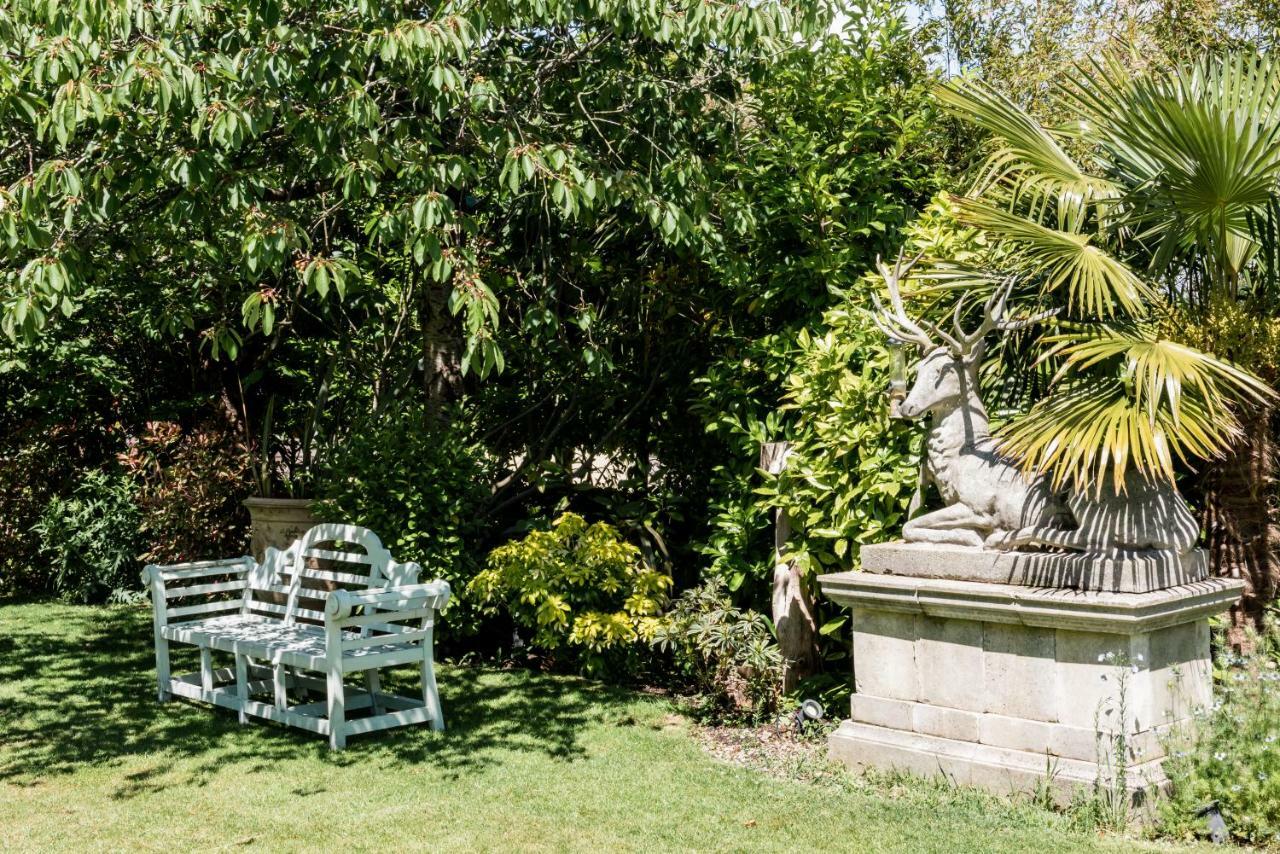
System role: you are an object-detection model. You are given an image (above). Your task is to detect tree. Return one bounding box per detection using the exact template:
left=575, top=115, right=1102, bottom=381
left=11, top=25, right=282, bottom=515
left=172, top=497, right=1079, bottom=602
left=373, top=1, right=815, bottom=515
left=0, top=0, right=814, bottom=389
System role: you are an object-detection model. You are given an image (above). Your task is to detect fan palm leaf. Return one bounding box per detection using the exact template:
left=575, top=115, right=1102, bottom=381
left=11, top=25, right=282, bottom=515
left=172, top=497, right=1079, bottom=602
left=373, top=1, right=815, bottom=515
left=1064, top=54, right=1280, bottom=285
left=1043, top=327, right=1275, bottom=421
left=950, top=196, right=1153, bottom=317
left=933, top=78, right=1118, bottom=232
left=997, top=378, right=1239, bottom=494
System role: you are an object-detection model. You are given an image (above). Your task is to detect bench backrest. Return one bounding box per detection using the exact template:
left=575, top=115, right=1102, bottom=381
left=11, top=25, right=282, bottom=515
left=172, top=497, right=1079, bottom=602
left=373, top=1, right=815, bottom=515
left=245, top=523, right=420, bottom=625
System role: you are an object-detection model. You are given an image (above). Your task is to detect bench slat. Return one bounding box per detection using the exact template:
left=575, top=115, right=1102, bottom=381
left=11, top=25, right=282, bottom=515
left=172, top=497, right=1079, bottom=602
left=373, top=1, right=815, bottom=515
left=287, top=567, right=372, bottom=586
left=157, top=562, right=250, bottom=581
left=258, top=584, right=334, bottom=600
left=166, top=599, right=243, bottom=619
left=343, top=628, right=431, bottom=650
left=340, top=646, right=425, bottom=673
left=303, top=548, right=378, bottom=565
left=342, top=705, right=432, bottom=736
left=335, top=607, right=435, bottom=629
left=165, top=579, right=247, bottom=599
left=248, top=600, right=328, bottom=623
left=359, top=621, right=416, bottom=635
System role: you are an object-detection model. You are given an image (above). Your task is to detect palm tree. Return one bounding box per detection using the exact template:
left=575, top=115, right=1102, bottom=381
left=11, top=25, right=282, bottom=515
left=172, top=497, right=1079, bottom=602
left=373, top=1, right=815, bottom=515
left=929, top=54, right=1280, bottom=637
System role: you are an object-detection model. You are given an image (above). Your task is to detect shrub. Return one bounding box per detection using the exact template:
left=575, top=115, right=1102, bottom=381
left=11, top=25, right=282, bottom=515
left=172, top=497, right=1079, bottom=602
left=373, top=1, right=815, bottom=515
left=1157, top=618, right=1280, bottom=845
left=469, top=513, right=670, bottom=675
left=33, top=470, right=142, bottom=603
left=652, top=580, right=783, bottom=720
left=118, top=420, right=251, bottom=564
left=315, top=409, right=492, bottom=636
left=0, top=433, right=68, bottom=597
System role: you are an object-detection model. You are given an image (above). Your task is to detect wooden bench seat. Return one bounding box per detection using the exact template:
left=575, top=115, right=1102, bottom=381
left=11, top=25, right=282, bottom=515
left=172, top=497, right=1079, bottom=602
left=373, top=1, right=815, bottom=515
left=143, top=523, right=451, bottom=749
left=161, top=614, right=431, bottom=673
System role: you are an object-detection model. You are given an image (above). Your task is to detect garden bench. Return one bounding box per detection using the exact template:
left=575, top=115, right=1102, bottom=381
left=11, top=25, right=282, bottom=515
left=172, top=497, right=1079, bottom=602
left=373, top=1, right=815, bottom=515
left=142, top=523, right=450, bottom=749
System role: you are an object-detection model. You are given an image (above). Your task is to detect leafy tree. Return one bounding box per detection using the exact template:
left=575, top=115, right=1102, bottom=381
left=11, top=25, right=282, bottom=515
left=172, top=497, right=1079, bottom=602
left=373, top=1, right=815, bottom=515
left=0, top=0, right=812, bottom=381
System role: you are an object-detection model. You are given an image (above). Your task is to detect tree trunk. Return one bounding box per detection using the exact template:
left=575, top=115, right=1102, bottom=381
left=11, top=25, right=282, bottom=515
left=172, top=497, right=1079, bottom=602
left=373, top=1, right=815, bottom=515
left=771, top=508, right=820, bottom=693
left=421, top=279, right=463, bottom=419
left=762, top=442, right=819, bottom=693
left=1200, top=406, right=1279, bottom=650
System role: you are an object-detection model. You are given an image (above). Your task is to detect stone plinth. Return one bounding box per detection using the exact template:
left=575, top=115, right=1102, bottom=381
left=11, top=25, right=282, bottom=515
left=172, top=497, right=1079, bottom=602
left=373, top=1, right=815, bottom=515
left=859, top=541, right=1208, bottom=594
left=818, top=568, right=1242, bottom=804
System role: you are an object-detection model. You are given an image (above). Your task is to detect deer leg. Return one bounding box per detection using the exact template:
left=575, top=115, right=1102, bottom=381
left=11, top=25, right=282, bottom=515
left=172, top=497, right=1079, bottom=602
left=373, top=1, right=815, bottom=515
left=903, top=504, right=992, bottom=548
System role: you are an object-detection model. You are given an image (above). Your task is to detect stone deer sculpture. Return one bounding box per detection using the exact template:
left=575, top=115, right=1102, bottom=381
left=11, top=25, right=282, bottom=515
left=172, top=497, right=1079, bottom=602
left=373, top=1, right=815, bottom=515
left=870, top=252, right=1198, bottom=557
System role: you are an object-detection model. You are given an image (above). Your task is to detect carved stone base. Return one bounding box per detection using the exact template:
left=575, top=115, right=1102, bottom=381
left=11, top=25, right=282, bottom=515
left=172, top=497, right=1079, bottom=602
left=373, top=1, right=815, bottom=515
left=817, top=570, right=1242, bottom=805
left=859, top=541, right=1208, bottom=594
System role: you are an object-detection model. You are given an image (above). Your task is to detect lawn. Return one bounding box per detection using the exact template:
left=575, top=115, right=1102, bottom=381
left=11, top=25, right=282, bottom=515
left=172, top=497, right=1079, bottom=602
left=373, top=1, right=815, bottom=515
left=0, top=601, right=1197, bottom=853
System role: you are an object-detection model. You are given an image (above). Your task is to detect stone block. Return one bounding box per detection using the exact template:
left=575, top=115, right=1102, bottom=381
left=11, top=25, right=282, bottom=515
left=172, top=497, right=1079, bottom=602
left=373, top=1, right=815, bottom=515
left=917, top=615, right=984, bottom=711
left=850, top=694, right=914, bottom=730
left=978, top=713, right=1053, bottom=755
left=912, top=703, right=979, bottom=742
left=1053, top=629, right=1130, bottom=731
left=829, top=721, right=1167, bottom=808
left=982, top=622, right=1057, bottom=722
left=858, top=541, right=1208, bottom=593
left=1146, top=621, right=1212, bottom=724
left=852, top=607, right=919, bottom=701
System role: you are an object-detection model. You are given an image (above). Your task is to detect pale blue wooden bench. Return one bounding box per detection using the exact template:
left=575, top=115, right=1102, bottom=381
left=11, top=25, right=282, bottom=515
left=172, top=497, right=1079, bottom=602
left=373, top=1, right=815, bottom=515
left=142, top=523, right=450, bottom=749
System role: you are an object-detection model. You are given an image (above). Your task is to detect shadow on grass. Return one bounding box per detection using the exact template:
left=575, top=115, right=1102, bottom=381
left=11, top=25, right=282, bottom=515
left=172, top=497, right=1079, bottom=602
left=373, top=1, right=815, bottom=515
left=0, top=603, right=641, bottom=790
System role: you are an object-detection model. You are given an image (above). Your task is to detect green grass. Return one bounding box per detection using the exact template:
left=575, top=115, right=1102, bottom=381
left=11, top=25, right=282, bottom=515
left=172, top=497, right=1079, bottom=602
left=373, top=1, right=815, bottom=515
left=0, top=601, right=1194, bottom=853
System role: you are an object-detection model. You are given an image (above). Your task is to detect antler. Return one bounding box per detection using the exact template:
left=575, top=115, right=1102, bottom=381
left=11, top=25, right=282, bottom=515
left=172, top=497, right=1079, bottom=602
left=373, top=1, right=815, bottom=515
left=942, top=278, right=1014, bottom=358
left=872, top=258, right=1048, bottom=359
left=870, top=249, right=961, bottom=351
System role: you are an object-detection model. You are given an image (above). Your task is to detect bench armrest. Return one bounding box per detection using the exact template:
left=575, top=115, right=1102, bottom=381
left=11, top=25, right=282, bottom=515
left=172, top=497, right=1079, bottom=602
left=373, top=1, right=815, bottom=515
left=324, top=580, right=452, bottom=623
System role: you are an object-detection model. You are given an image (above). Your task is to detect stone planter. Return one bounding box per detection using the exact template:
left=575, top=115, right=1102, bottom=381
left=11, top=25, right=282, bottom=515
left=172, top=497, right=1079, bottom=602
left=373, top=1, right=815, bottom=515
left=819, top=544, right=1242, bottom=806
left=243, top=497, right=319, bottom=561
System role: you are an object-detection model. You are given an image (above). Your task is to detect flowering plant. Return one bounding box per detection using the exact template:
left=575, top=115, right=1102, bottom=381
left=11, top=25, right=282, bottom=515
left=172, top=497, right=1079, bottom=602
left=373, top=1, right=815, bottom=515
left=1158, top=617, right=1280, bottom=844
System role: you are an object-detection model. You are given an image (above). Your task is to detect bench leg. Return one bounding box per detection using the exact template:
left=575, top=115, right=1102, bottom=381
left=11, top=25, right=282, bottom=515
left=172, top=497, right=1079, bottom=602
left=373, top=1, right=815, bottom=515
left=364, top=670, right=385, bottom=716
left=234, top=654, right=249, bottom=724
left=273, top=663, right=289, bottom=711
left=200, top=647, right=214, bottom=693
left=327, top=667, right=346, bottom=750
left=154, top=636, right=172, bottom=703
left=422, top=654, right=444, bottom=732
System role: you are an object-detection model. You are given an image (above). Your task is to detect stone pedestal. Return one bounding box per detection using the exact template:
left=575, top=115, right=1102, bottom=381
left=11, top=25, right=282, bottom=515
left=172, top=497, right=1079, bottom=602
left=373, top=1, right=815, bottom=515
left=818, top=556, right=1241, bottom=803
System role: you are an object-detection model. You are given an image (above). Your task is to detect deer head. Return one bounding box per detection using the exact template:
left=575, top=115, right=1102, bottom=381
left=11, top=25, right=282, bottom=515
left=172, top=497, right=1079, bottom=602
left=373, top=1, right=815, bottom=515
left=870, top=250, right=1024, bottom=420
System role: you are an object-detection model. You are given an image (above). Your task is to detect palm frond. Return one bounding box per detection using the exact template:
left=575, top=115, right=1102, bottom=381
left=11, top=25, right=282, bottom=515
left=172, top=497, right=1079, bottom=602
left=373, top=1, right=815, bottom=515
left=1063, top=54, right=1280, bottom=283
left=996, top=378, right=1239, bottom=494
left=934, top=77, right=1118, bottom=232
left=1044, top=327, right=1276, bottom=422
left=950, top=196, right=1154, bottom=317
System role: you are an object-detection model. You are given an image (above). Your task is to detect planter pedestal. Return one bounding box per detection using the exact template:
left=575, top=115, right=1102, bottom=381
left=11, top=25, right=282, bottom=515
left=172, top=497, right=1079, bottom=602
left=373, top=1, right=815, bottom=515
left=243, top=497, right=318, bottom=561
left=818, top=557, right=1241, bottom=804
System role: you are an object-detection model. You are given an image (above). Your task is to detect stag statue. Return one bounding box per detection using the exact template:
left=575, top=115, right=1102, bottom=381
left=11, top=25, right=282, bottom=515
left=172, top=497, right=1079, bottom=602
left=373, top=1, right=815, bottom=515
left=871, top=252, right=1198, bottom=558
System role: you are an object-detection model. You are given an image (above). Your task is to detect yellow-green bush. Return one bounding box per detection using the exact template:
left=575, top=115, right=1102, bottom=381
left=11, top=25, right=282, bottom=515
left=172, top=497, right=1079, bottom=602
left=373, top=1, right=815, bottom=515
left=469, top=513, right=670, bottom=673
